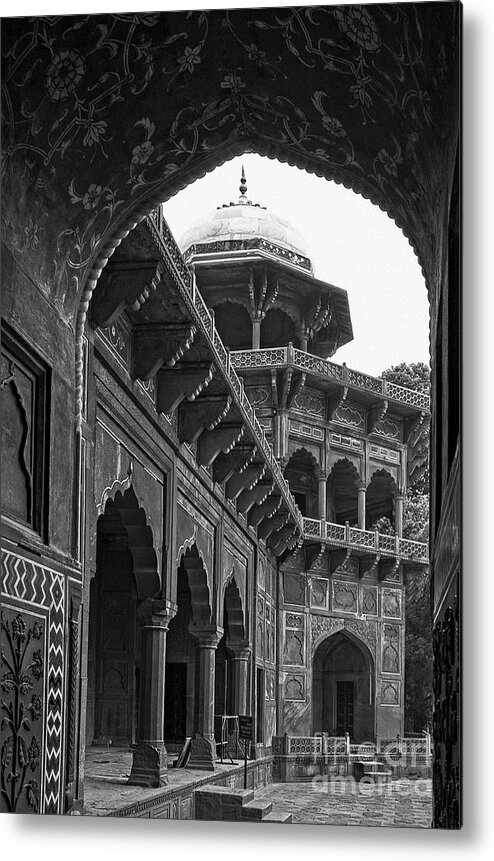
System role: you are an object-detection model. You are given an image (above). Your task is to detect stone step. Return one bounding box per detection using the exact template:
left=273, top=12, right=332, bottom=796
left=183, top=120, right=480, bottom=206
left=260, top=811, right=293, bottom=824
left=241, top=799, right=273, bottom=820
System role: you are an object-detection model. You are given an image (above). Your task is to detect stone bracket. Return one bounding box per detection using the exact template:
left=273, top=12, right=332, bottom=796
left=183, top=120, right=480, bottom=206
left=131, top=322, right=196, bottom=380
left=91, top=261, right=164, bottom=328
left=248, top=493, right=282, bottom=528
left=404, top=410, right=427, bottom=446
left=269, top=524, right=298, bottom=556
left=368, top=399, right=388, bottom=434
left=359, top=553, right=381, bottom=580
left=197, top=423, right=245, bottom=468
left=379, top=557, right=401, bottom=582
left=156, top=362, right=215, bottom=414
left=212, top=444, right=255, bottom=484
left=236, top=479, right=274, bottom=515
left=329, top=385, right=348, bottom=420
left=178, top=394, right=232, bottom=444
left=257, top=509, right=290, bottom=540
left=225, top=462, right=267, bottom=500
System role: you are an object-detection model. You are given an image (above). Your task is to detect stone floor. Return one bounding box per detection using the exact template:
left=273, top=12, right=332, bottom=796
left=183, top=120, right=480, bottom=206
left=254, top=778, right=433, bottom=828
left=83, top=749, right=432, bottom=827
left=83, top=747, right=241, bottom=816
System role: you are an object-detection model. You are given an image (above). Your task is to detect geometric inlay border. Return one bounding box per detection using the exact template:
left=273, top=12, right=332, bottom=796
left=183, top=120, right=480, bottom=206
left=1, top=549, right=65, bottom=814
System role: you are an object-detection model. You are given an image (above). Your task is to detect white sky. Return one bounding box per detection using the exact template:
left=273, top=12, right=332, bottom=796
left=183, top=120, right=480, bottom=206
left=163, top=152, right=430, bottom=377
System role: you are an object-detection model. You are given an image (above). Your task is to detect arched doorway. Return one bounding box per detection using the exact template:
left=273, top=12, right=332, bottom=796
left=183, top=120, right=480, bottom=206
left=165, top=544, right=212, bottom=751
left=215, top=578, right=247, bottom=717
left=212, top=300, right=252, bottom=351
left=327, top=458, right=361, bottom=525
left=284, top=448, right=319, bottom=518
left=313, top=631, right=374, bottom=742
left=87, top=486, right=159, bottom=747
left=366, top=468, right=398, bottom=531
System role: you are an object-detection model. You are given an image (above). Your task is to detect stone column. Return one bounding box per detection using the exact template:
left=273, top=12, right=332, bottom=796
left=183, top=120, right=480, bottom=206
left=228, top=641, right=251, bottom=716
left=128, top=599, right=176, bottom=788
left=252, top=317, right=261, bottom=350
left=188, top=624, right=223, bottom=770
left=299, top=330, right=309, bottom=352
left=357, top=482, right=367, bottom=530
left=394, top=494, right=405, bottom=538
left=318, top=475, right=327, bottom=524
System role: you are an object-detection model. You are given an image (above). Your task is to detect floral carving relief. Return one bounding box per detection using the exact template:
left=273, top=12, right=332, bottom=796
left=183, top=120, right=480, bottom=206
left=1, top=611, right=44, bottom=814
left=2, top=7, right=458, bottom=318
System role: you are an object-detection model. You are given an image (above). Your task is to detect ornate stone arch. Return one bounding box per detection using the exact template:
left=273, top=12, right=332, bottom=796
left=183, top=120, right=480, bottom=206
left=98, top=485, right=160, bottom=599
left=179, top=543, right=212, bottom=626
left=285, top=445, right=322, bottom=478
left=221, top=574, right=246, bottom=643
left=367, top=465, right=400, bottom=494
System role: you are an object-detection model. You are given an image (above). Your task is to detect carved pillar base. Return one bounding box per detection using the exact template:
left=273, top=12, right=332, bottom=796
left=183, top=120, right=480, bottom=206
left=128, top=741, right=168, bottom=787
left=188, top=735, right=217, bottom=771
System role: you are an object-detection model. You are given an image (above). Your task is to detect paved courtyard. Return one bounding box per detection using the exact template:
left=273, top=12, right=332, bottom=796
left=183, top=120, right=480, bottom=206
left=254, top=778, right=433, bottom=828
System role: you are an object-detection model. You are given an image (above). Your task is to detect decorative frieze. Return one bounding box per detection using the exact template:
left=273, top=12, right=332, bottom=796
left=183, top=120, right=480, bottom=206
left=382, top=588, right=402, bottom=619
left=362, top=586, right=378, bottom=616
left=283, top=572, right=306, bottom=606
left=382, top=623, right=401, bottom=675
left=381, top=680, right=401, bottom=705
left=373, top=418, right=401, bottom=441
left=369, top=443, right=400, bottom=463
left=310, top=615, right=377, bottom=658
left=284, top=674, right=306, bottom=701
left=332, top=580, right=358, bottom=614
left=310, top=577, right=329, bottom=610
left=289, top=420, right=324, bottom=441
left=330, top=432, right=363, bottom=451
left=334, top=403, right=365, bottom=430
left=292, top=390, right=325, bottom=417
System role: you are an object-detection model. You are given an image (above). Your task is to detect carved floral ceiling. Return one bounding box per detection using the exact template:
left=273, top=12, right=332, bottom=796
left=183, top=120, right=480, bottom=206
left=1, top=4, right=459, bottom=323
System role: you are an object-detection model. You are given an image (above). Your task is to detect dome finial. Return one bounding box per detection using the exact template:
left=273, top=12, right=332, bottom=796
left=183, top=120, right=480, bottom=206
left=239, top=165, right=247, bottom=200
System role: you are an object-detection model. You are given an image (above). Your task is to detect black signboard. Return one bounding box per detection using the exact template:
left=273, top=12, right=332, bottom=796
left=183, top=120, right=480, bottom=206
left=238, top=715, right=253, bottom=741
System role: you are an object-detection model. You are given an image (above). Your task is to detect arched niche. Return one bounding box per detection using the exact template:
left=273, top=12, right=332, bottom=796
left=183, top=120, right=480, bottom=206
left=313, top=630, right=375, bottom=742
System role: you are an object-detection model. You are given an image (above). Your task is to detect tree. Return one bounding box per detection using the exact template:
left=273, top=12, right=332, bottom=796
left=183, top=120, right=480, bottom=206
left=380, top=362, right=432, bottom=733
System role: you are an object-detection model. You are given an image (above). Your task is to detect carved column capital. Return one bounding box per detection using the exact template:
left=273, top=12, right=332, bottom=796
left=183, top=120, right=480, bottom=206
left=139, top=598, right=177, bottom=629
left=189, top=624, right=223, bottom=649
left=227, top=639, right=252, bottom=661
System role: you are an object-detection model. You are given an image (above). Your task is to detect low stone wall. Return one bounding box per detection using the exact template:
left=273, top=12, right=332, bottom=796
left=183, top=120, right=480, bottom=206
left=108, top=756, right=273, bottom=819
left=273, top=754, right=432, bottom=783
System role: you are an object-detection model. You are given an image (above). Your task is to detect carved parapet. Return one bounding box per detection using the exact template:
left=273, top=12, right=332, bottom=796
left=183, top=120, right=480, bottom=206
left=197, top=423, right=245, bottom=467
left=91, top=261, right=164, bottom=328
left=131, top=322, right=196, bottom=380
left=224, top=462, right=267, bottom=500
left=212, top=444, right=255, bottom=484
left=248, top=492, right=282, bottom=527
left=156, top=362, right=215, bottom=414
left=367, top=399, right=388, bottom=434
left=178, top=394, right=232, bottom=444
left=236, top=479, right=274, bottom=515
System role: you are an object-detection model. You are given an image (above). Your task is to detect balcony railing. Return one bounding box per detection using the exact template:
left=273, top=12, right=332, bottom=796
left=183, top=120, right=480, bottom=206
left=230, top=346, right=430, bottom=412
left=273, top=733, right=432, bottom=758
left=303, top=517, right=429, bottom=562
left=146, top=208, right=303, bottom=534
